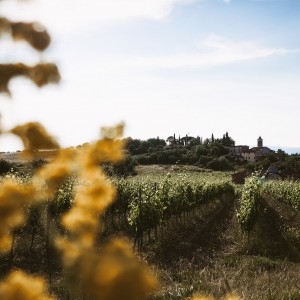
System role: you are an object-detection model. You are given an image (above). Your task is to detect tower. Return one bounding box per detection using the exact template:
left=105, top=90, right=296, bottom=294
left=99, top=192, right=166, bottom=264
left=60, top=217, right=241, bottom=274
left=257, top=136, right=263, bottom=147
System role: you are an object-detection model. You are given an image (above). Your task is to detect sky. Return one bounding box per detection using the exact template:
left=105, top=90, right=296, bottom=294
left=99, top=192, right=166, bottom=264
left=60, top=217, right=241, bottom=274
left=1, top=0, right=300, bottom=152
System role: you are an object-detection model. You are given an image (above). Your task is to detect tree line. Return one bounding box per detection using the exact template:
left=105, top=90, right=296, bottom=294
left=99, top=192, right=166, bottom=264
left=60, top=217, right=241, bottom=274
left=124, top=133, right=300, bottom=175
left=124, top=132, right=237, bottom=171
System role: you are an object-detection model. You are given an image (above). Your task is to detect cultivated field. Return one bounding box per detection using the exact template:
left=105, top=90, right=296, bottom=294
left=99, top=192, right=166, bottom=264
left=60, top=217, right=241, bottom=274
left=0, top=162, right=299, bottom=299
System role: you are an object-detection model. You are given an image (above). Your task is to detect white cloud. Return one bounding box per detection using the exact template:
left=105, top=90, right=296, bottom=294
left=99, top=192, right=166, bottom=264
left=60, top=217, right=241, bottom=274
left=0, top=0, right=194, bottom=33
left=92, top=34, right=299, bottom=70
left=223, top=0, right=231, bottom=4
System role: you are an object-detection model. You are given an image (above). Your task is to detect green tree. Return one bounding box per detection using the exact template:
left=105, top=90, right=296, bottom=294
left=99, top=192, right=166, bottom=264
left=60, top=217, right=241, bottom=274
left=277, top=149, right=288, bottom=161
left=207, top=156, right=233, bottom=171
left=146, top=137, right=166, bottom=147
left=166, top=135, right=177, bottom=145
left=126, top=138, right=142, bottom=154
left=189, top=138, right=201, bottom=147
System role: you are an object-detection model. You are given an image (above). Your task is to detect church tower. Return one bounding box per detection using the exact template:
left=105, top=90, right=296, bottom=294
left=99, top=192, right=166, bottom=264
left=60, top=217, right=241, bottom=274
left=257, top=136, right=263, bottom=147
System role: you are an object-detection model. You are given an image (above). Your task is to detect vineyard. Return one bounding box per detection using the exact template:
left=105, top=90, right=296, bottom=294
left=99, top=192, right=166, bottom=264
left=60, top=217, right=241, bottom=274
left=0, top=165, right=299, bottom=299
left=1, top=1, right=299, bottom=299
left=111, top=173, right=234, bottom=249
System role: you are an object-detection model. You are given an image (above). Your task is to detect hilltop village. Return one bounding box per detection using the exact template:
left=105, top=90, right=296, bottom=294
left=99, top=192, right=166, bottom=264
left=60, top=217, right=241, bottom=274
left=125, top=133, right=276, bottom=163
left=117, top=132, right=293, bottom=173
left=1, top=132, right=298, bottom=176
left=229, top=136, right=275, bottom=162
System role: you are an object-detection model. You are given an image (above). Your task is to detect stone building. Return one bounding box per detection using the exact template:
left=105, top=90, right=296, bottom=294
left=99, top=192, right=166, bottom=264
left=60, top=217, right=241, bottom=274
left=230, top=136, right=275, bottom=162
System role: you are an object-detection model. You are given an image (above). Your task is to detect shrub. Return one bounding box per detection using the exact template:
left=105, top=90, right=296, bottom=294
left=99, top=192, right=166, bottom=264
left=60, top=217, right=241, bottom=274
left=0, top=159, right=16, bottom=176
left=31, top=159, right=48, bottom=170
left=102, top=155, right=137, bottom=177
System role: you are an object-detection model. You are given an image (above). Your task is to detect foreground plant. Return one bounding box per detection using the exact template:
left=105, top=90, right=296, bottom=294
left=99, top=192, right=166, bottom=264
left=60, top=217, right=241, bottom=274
left=0, top=123, right=158, bottom=299
left=0, top=270, right=55, bottom=300
left=0, top=5, right=157, bottom=298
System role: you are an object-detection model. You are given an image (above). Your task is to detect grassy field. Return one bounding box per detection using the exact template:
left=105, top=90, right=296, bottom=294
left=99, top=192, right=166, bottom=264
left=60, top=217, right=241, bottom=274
left=0, top=150, right=59, bottom=163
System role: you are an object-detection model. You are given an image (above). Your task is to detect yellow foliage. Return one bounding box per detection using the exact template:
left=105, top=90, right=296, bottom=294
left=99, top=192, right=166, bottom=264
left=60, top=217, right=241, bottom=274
left=11, top=21, right=50, bottom=51
left=58, top=138, right=122, bottom=250
left=53, top=126, right=159, bottom=299
left=28, top=63, right=60, bottom=87
left=79, top=138, right=125, bottom=169
left=61, top=207, right=99, bottom=247
left=0, top=63, right=60, bottom=95
left=0, top=119, right=159, bottom=299
left=61, top=178, right=115, bottom=246
left=10, top=122, right=60, bottom=151
left=35, top=148, right=75, bottom=196
left=101, top=122, right=124, bottom=139
left=0, top=17, right=50, bottom=51
left=1, top=19, right=157, bottom=296
left=0, top=179, right=37, bottom=251
left=0, top=270, right=55, bottom=300
left=78, top=239, right=158, bottom=300
left=76, top=178, right=115, bottom=211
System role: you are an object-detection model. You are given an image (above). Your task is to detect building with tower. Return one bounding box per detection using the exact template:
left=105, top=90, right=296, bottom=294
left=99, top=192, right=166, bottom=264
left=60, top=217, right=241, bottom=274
left=257, top=136, right=263, bottom=147
left=230, top=136, right=275, bottom=162
left=250, top=136, right=274, bottom=160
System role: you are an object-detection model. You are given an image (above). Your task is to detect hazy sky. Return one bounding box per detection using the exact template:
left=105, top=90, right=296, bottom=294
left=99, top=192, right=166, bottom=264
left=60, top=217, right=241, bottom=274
left=1, top=0, right=300, bottom=151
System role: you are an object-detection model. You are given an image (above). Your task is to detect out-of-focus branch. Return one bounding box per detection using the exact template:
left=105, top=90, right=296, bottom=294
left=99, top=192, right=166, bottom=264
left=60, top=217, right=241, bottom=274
left=0, top=17, right=51, bottom=51
left=0, top=63, right=60, bottom=95
left=10, top=121, right=60, bottom=151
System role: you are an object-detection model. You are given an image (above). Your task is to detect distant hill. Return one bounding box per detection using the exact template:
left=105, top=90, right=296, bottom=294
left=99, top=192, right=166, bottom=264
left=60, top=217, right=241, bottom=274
left=270, top=147, right=300, bottom=155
